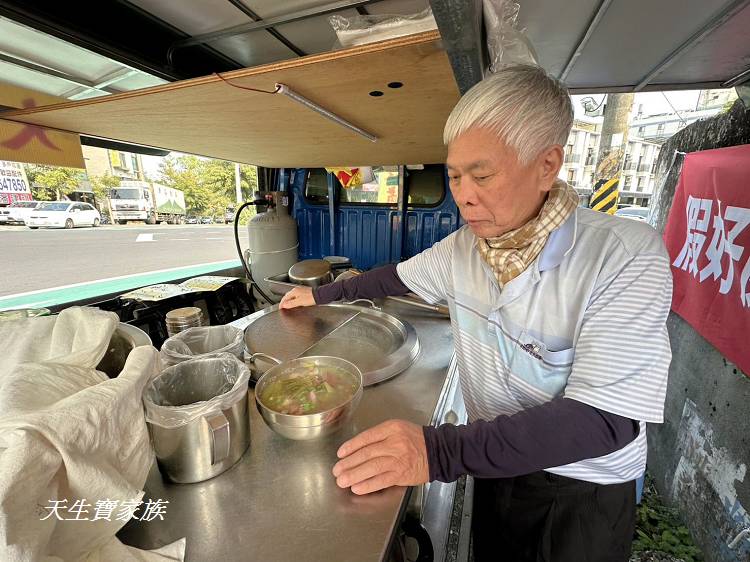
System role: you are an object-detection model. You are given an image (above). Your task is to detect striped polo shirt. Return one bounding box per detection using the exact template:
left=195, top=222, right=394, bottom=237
left=397, top=206, right=673, bottom=484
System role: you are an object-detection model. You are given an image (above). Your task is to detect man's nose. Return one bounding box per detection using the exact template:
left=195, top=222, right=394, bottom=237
left=452, top=181, right=477, bottom=207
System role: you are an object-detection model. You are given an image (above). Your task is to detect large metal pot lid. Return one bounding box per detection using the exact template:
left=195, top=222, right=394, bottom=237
left=244, top=302, right=419, bottom=386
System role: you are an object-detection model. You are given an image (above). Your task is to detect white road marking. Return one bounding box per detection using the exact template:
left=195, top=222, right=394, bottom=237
left=136, top=233, right=154, bottom=242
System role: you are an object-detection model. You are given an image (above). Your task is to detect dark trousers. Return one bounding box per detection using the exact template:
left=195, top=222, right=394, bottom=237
left=472, top=471, right=636, bottom=562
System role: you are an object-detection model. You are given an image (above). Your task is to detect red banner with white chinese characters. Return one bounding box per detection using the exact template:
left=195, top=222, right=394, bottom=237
left=663, top=144, right=750, bottom=376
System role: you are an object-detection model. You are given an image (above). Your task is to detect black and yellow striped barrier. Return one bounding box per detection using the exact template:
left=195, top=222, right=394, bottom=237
left=590, top=177, right=619, bottom=214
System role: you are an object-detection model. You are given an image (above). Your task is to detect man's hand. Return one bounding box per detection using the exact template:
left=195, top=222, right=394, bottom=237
left=332, top=420, right=429, bottom=495
left=279, top=286, right=316, bottom=309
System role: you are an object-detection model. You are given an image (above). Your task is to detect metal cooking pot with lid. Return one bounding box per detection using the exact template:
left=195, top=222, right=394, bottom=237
left=288, top=259, right=334, bottom=288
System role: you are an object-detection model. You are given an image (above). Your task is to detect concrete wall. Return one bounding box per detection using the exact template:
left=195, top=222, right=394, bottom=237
left=648, top=99, right=750, bottom=562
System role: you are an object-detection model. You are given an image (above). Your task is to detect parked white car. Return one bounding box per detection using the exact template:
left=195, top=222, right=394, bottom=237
left=0, top=201, right=40, bottom=225
left=26, top=201, right=101, bottom=229
left=614, top=206, right=649, bottom=222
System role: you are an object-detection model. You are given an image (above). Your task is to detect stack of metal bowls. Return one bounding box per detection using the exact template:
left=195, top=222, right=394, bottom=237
left=165, top=307, right=204, bottom=337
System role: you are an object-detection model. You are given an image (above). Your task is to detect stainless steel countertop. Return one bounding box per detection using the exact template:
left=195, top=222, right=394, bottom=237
left=118, top=301, right=454, bottom=562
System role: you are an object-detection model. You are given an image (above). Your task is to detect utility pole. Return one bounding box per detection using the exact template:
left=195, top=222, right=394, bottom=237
left=590, top=93, right=635, bottom=214
left=234, top=163, right=243, bottom=204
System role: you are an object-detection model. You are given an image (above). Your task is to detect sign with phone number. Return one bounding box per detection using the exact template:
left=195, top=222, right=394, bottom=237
left=1, top=161, right=29, bottom=191
left=0, top=160, right=31, bottom=203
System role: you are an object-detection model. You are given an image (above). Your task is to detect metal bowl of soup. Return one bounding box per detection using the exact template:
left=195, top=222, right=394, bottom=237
left=253, top=355, right=363, bottom=440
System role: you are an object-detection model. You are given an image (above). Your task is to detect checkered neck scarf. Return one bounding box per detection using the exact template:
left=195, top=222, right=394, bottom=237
left=477, top=180, right=579, bottom=287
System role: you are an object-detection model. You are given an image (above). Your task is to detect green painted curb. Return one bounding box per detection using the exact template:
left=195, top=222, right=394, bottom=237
left=0, top=259, right=242, bottom=310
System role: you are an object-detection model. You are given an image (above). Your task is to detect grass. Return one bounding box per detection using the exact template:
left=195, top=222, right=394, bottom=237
left=632, top=474, right=703, bottom=562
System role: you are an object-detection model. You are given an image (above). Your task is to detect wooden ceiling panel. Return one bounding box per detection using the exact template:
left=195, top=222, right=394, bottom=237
left=0, top=31, right=459, bottom=167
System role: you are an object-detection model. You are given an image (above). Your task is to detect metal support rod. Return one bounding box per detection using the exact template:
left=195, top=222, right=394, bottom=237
left=634, top=0, right=750, bottom=91
left=429, top=0, right=486, bottom=94
left=728, top=528, right=750, bottom=549
left=225, top=0, right=306, bottom=57
left=0, top=51, right=123, bottom=95
left=723, top=65, right=750, bottom=88
left=62, top=67, right=140, bottom=100
left=396, top=165, right=408, bottom=262
left=276, top=83, right=378, bottom=142
left=0, top=3, right=181, bottom=82
left=167, top=0, right=384, bottom=65
left=559, top=0, right=615, bottom=82
left=327, top=171, right=338, bottom=257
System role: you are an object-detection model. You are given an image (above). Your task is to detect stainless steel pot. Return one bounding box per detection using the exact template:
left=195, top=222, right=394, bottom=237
left=143, top=355, right=251, bottom=483
left=288, top=259, right=334, bottom=288
left=251, top=353, right=363, bottom=440
left=97, top=323, right=152, bottom=378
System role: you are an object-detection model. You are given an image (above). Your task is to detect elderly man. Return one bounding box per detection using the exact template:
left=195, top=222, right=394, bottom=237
left=280, top=64, right=672, bottom=561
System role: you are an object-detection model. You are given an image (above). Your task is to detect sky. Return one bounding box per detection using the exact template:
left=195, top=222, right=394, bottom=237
left=572, top=90, right=704, bottom=118
left=141, top=154, right=166, bottom=180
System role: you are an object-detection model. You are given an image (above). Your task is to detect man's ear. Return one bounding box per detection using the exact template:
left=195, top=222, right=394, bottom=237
left=537, top=145, right=564, bottom=191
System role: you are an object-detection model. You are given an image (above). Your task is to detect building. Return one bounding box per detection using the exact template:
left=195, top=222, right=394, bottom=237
left=619, top=137, right=661, bottom=207
left=630, top=88, right=737, bottom=144
left=82, top=146, right=145, bottom=181
left=61, top=146, right=147, bottom=210
left=561, top=88, right=737, bottom=208
left=559, top=116, right=602, bottom=202
left=696, top=88, right=738, bottom=111
left=560, top=118, right=661, bottom=208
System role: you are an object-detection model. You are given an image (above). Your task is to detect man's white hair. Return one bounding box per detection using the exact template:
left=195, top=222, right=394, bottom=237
left=444, top=64, right=573, bottom=165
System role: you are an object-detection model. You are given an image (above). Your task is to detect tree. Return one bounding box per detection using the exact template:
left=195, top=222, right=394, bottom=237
left=89, top=174, right=120, bottom=216
left=157, top=155, right=258, bottom=216
left=24, top=164, right=84, bottom=200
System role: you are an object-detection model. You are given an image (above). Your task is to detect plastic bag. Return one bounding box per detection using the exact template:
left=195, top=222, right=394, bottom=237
left=159, top=325, right=244, bottom=367
left=483, top=0, right=538, bottom=72
left=143, top=354, right=250, bottom=429
left=328, top=8, right=437, bottom=49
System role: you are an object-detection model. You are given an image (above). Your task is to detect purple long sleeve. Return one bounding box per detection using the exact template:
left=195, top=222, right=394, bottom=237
left=312, top=264, right=411, bottom=304
left=423, top=397, right=639, bottom=482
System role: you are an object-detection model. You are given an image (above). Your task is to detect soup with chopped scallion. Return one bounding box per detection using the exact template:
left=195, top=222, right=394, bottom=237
left=259, top=364, right=359, bottom=415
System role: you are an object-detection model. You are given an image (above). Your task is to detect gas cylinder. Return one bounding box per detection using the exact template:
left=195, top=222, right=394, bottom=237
left=245, top=195, right=298, bottom=301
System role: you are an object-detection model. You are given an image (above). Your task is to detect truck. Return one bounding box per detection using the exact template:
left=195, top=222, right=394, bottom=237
left=3, top=2, right=750, bottom=562
left=108, top=180, right=186, bottom=225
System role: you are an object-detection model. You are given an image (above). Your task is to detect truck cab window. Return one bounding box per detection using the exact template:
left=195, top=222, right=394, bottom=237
left=339, top=166, right=399, bottom=205
left=406, top=165, right=445, bottom=207
left=304, top=169, right=329, bottom=204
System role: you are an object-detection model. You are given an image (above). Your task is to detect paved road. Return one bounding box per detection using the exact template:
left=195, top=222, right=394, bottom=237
left=0, top=223, right=250, bottom=298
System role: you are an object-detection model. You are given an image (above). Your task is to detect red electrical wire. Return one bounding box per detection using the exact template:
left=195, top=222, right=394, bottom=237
left=213, top=72, right=280, bottom=94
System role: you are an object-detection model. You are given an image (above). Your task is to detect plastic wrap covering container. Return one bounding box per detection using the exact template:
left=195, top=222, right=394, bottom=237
left=160, top=325, right=244, bottom=367
left=483, top=0, right=538, bottom=71
left=328, top=8, right=437, bottom=48
left=143, top=354, right=251, bottom=483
